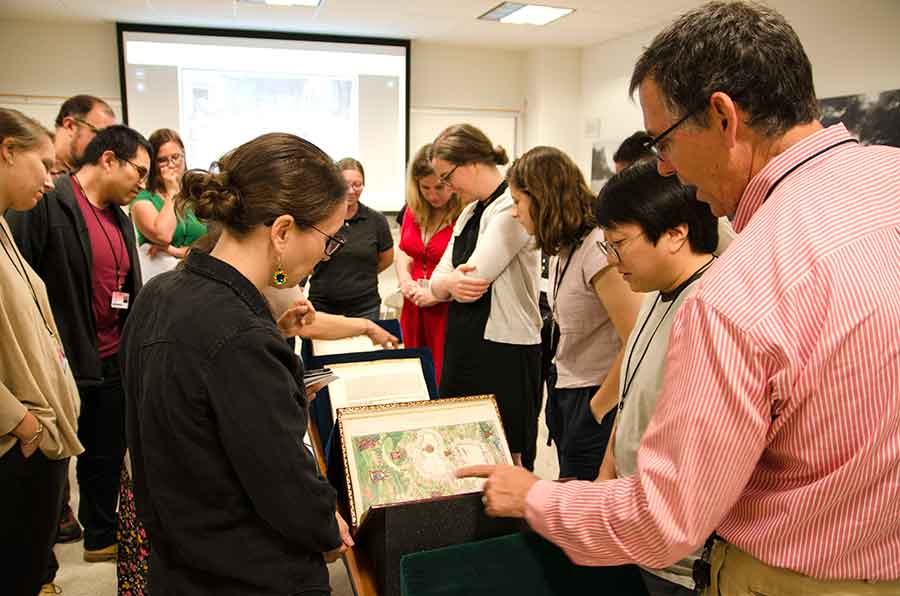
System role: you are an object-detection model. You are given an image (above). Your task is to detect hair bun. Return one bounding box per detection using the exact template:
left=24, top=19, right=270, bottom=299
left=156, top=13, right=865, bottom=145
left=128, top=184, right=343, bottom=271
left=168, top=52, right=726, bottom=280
left=180, top=169, right=242, bottom=225
left=493, top=145, right=509, bottom=166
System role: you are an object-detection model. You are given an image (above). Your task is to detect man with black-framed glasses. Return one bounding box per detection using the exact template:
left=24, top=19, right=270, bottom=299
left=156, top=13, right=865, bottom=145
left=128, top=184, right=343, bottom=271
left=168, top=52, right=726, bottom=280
left=7, top=125, right=151, bottom=569
left=51, top=95, right=116, bottom=176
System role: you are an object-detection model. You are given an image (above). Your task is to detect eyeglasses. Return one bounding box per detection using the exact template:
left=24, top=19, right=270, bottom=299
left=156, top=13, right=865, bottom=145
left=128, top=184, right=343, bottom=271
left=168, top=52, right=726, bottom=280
left=156, top=153, right=184, bottom=168
left=120, top=158, right=149, bottom=182
left=596, top=233, right=643, bottom=262
left=74, top=117, right=103, bottom=135
left=643, top=107, right=701, bottom=159
left=310, top=224, right=346, bottom=258
left=438, top=164, right=460, bottom=186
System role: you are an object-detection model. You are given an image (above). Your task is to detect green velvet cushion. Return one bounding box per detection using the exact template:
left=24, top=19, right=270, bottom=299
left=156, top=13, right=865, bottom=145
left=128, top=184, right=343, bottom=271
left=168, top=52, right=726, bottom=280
left=400, top=531, right=649, bottom=596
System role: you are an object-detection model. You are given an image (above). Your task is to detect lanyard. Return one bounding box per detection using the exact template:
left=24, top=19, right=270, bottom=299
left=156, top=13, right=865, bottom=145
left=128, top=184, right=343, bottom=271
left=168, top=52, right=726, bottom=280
left=763, top=138, right=858, bottom=203
left=0, top=223, right=55, bottom=338
left=619, top=256, right=716, bottom=408
left=73, top=175, right=126, bottom=290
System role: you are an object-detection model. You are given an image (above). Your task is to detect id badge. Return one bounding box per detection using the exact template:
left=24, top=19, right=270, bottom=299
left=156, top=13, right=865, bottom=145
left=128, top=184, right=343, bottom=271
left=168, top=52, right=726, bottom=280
left=56, top=343, right=69, bottom=372
left=111, top=291, right=130, bottom=310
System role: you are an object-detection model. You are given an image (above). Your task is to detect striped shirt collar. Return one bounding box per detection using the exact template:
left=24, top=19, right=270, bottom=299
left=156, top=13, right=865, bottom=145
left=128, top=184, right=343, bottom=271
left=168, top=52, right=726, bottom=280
left=734, top=123, right=852, bottom=233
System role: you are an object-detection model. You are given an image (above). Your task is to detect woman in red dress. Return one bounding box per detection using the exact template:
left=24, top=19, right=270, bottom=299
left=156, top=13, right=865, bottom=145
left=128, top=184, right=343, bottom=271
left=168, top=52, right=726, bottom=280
left=395, top=144, right=462, bottom=384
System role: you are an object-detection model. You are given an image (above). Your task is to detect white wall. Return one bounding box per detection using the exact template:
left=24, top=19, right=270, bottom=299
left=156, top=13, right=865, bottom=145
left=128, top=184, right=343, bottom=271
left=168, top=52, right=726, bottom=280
left=524, top=47, right=581, bottom=157
left=0, top=20, right=122, bottom=127
left=576, top=0, right=900, bottom=176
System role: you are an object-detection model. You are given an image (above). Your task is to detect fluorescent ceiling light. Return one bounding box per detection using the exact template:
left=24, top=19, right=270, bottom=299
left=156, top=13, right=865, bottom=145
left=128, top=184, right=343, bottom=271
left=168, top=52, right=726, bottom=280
left=479, top=3, right=573, bottom=26
left=254, top=0, right=321, bottom=6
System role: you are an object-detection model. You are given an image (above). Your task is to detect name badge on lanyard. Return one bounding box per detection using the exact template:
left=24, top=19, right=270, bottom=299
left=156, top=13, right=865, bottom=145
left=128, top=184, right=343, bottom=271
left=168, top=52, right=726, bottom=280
left=111, top=291, right=130, bottom=310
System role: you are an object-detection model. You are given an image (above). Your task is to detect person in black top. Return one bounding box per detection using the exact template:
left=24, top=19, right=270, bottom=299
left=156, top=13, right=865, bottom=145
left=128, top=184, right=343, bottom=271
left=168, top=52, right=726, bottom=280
left=308, top=158, right=393, bottom=320
left=119, top=133, right=353, bottom=596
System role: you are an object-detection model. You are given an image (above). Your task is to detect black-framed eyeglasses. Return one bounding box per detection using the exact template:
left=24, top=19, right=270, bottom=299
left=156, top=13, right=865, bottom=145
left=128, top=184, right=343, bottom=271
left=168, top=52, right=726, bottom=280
left=120, top=158, right=149, bottom=182
left=438, top=163, right=460, bottom=186
left=596, top=233, right=643, bottom=262
left=310, top=224, right=346, bottom=258
left=73, top=117, right=103, bottom=135
left=643, top=107, right=701, bottom=159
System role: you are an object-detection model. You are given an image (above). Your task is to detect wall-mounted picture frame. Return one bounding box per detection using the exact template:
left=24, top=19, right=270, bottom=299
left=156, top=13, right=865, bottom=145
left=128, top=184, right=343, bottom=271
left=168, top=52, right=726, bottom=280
left=338, top=395, right=513, bottom=528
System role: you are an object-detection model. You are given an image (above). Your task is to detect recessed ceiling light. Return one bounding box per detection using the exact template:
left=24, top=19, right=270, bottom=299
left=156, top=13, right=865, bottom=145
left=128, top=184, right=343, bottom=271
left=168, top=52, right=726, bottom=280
left=478, top=2, right=573, bottom=26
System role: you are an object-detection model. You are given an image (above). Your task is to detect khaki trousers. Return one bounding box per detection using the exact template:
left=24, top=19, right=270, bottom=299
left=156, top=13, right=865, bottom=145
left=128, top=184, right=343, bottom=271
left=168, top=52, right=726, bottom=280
left=704, top=540, right=900, bottom=596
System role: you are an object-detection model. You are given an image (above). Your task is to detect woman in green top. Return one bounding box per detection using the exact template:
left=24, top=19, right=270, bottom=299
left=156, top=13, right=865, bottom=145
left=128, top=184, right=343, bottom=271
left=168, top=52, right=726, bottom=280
left=132, top=128, right=206, bottom=280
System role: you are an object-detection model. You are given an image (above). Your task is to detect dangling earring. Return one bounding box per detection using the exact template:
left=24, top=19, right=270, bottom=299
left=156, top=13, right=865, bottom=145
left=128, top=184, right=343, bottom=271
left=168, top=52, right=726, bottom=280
left=272, top=259, right=288, bottom=287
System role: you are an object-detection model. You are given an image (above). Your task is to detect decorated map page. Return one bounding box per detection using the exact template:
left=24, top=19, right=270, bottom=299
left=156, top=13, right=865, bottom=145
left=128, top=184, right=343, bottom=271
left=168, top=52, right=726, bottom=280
left=327, top=358, right=429, bottom=420
left=338, top=396, right=512, bottom=527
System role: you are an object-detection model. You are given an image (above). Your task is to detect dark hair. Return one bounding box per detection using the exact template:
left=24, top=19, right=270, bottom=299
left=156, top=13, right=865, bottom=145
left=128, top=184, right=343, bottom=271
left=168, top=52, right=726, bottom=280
left=629, top=1, right=818, bottom=137
left=54, top=95, right=114, bottom=128
left=430, top=123, right=508, bottom=166
left=0, top=108, right=51, bottom=152
left=147, top=128, right=185, bottom=195
left=595, top=160, right=718, bottom=254
left=613, top=131, right=655, bottom=166
left=78, top=125, right=151, bottom=168
left=506, top=146, right=594, bottom=255
left=178, top=133, right=347, bottom=236
left=336, top=157, right=365, bottom=183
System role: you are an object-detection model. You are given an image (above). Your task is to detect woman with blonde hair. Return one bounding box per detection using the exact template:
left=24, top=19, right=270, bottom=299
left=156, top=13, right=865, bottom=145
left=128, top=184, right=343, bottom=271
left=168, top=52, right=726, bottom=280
left=395, top=143, right=462, bottom=384
left=415, top=123, right=541, bottom=464
left=506, top=146, right=642, bottom=480
left=0, top=108, right=83, bottom=595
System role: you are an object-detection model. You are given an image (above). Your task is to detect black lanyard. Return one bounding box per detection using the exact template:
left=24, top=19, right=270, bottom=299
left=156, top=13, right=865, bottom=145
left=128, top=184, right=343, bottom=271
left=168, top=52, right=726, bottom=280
left=0, top=223, right=54, bottom=338
left=763, top=138, right=858, bottom=203
left=619, top=257, right=716, bottom=407
left=73, top=175, right=126, bottom=290
left=549, top=234, right=586, bottom=358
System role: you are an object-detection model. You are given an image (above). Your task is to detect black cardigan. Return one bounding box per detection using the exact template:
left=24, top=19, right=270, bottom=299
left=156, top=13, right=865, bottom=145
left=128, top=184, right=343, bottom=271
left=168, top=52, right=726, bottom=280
left=6, top=175, right=142, bottom=387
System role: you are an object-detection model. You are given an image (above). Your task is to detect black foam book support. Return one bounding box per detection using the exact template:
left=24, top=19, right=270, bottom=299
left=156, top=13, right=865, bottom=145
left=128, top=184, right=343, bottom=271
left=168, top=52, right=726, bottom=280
left=353, top=493, right=523, bottom=596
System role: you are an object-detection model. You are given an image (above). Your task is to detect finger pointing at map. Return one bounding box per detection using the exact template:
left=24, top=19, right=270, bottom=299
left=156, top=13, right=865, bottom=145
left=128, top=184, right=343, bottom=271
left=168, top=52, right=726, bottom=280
left=456, top=464, right=540, bottom=519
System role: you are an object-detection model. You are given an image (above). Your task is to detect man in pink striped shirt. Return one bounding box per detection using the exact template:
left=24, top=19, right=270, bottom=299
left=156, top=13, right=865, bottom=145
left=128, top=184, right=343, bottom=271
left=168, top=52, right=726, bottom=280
left=459, top=2, right=900, bottom=594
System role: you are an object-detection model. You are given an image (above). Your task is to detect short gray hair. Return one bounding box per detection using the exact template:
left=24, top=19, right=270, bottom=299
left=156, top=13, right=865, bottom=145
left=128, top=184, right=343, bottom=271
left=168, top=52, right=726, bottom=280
left=630, top=1, right=819, bottom=137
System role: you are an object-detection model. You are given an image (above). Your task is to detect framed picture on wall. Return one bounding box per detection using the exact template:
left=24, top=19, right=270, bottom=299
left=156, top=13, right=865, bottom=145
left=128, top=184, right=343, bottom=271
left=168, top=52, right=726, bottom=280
left=337, top=395, right=513, bottom=528
left=819, top=88, right=900, bottom=148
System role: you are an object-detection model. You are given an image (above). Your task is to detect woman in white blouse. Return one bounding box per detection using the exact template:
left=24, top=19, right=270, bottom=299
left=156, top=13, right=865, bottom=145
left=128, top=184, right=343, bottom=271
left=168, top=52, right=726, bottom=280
left=412, top=124, right=541, bottom=465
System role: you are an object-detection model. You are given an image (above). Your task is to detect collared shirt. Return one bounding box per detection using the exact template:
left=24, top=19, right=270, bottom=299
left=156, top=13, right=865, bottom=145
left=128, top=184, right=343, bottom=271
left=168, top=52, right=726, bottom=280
left=308, top=201, right=393, bottom=316
left=525, top=124, right=900, bottom=581
left=120, top=251, right=340, bottom=595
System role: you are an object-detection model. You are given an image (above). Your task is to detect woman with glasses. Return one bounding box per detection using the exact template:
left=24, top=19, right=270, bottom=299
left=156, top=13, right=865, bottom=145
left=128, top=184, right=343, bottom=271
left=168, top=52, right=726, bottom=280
left=594, top=160, right=719, bottom=596
left=416, top=123, right=541, bottom=465
left=308, top=157, right=394, bottom=320
left=396, top=143, right=463, bottom=385
left=119, top=133, right=354, bottom=595
left=131, top=128, right=207, bottom=281
left=506, top=146, right=643, bottom=481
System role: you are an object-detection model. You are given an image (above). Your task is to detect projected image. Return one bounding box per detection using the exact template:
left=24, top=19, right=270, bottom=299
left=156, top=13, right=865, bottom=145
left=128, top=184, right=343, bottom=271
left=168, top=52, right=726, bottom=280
left=120, top=28, right=408, bottom=212
left=181, top=70, right=356, bottom=171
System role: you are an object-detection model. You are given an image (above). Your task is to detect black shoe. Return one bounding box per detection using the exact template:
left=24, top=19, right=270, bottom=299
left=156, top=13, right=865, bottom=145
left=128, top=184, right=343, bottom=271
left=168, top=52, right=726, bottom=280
left=56, top=505, right=83, bottom=544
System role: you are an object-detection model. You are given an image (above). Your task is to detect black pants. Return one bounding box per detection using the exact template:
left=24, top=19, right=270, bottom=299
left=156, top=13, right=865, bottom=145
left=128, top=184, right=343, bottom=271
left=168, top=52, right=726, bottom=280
left=77, top=355, right=127, bottom=550
left=546, top=367, right=616, bottom=481
left=0, top=447, right=67, bottom=596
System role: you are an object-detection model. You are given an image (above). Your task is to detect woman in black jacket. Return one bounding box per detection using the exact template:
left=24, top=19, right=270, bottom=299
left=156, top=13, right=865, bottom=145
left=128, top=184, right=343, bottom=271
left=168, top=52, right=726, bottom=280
left=120, top=133, right=352, bottom=596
